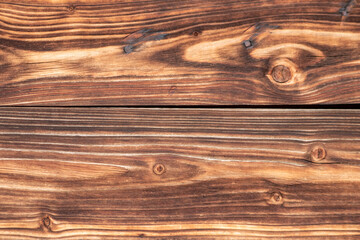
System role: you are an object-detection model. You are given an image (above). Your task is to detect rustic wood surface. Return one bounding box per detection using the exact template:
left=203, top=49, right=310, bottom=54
left=0, top=108, right=359, bottom=239
left=1, top=0, right=360, bottom=239
left=0, top=0, right=360, bottom=105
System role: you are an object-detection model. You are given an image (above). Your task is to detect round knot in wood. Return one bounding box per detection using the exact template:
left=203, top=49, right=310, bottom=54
left=271, top=65, right=292, bottom=83
left=311, top=146, right=326, bottom=162
left=153, top=163, right=166, bottom=175
left=267, top=191, right=284, bottom=205
left=193, top=31, right=200, bottom=37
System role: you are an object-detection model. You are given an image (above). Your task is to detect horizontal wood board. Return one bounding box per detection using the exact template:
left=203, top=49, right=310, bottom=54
left=0, top=108, right=359, bottom=238
left=0, top=0, right=360, bottom=105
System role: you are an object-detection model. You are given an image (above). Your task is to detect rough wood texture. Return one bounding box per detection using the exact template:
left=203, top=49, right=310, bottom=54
left=0, top=108, right=359, bottom=239
left=1, top=0, right=360, bottom=105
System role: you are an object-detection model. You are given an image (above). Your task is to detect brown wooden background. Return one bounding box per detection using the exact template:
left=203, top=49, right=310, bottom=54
left=0, top=0, right=360, bottom=239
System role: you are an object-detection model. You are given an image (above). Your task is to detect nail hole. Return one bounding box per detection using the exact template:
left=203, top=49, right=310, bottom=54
left=311, top=146, right=326, bottom=162
left=123, top=45, right=134, bottom=54
left=243, top=40, right=253, bottom=48
left=271, top=65, right=292, bottom=83
left=153, top=163, right=166, bottom=175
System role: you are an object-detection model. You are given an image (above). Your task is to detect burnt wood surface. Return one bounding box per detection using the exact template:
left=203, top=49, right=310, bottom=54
left=0, top=108, right=359, bottom=239
left=1, top=0, right=360, bottom=239
left=0, top=0, right=360, bottom=105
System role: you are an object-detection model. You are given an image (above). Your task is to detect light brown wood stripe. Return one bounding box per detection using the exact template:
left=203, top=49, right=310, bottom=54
left=0, top=108, right=359, bottom=238
left=0, top=0, right=360, bottom=105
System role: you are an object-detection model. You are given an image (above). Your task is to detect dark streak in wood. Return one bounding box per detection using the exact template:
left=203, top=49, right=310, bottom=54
left=340, top=0, right=357, bottom=16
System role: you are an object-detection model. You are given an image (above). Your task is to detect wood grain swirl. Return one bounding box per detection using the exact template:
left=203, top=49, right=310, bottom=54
left=0, top=0, right=360, bottom=105
left=0, top=108, right=360, bottom=238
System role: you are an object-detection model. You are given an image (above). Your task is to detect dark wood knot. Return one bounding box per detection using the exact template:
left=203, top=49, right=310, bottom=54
left=311, top=145, right=327, bottom=162
left=66, top=5, right=76, bottom=13
left=153, top=163, right=166, bottom=175
left=267, top=191, right=284, bottom=205
left=271, top=65, right=292, bottom=83
left=42, top=216, right=52, bottom=231
left=266, top=58, right=301, bottom=84
left=192, top=31, right=200, bottom=37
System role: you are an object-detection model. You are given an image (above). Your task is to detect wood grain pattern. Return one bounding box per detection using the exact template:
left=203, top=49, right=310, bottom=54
left=1, top=0, right=360, bottom=105
left=0, top=108, right=360, bottom=239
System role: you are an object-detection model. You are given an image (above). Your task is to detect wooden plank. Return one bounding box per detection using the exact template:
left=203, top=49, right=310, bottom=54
left=0, top=108, right=359, bottom=239
left=0, top=0, right=360, bottom=105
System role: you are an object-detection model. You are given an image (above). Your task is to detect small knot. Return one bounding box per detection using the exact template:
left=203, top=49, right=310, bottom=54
left=191, top=29, right=202, bottom=37
left=42, top=216, right=52, bottom=230
left=168, top=86, right=177, bottom=95
left=271, top=65, right=292, bottom=83
left=66, top=4, right=76, bottom=13
left=310, top=145, right=327, bottom=162
left=193, top=31, right=200, bottom=37
left=153, top=163, right=166, bottom=175
left=243, top=40, right=253, bottom=49
left=267, top=191, right=284, bottom=205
